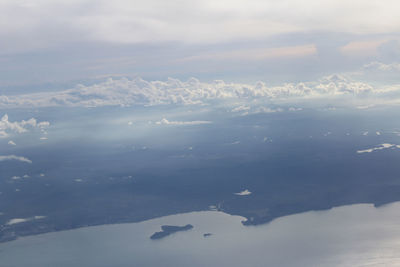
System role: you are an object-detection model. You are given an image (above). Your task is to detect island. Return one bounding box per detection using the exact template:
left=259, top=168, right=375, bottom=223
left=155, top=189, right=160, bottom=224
left=150, top=224, right=193, bottom=240
left=203, top=233, right=212, bottom=237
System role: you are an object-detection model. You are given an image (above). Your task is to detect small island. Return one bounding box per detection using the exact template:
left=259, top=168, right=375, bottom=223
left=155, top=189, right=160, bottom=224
left=150, top=224, right=193, bottom=240
left=203, top=233, right=212, bottom=237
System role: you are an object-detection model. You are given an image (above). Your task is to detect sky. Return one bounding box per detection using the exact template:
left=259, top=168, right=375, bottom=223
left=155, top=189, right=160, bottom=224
left=1, top=0, right=400, bottom=90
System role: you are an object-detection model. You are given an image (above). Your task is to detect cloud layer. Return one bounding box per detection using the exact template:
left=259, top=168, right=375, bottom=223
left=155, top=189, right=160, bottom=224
left=1, top=0, right=399, bottom=54
left=1, top=74, right=395, bottom=108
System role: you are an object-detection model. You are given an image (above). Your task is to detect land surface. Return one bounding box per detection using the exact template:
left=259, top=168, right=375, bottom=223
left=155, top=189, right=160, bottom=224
left=150, top=224, right=193, bottom=240
left=1, top=107, right=400, bottom=243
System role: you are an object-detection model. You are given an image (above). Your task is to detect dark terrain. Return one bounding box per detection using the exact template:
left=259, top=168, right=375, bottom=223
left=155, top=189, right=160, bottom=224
left=1, top=108, right=400, bottom=243
left=150, top=224, right=193, bottom=240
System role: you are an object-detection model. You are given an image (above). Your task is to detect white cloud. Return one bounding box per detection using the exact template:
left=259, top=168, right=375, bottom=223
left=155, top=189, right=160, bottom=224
left=0, top=114, right=50, bottom=138
left=234, top=189, right=252, bottom=196
left=229, top=141, right=241, bottom=145
left=0, top=74, right=397, bottom=109
left=357, top=143, right=400, bottom=153
left=8, top=140, right=16, bottom=146
left=0, top=155, right=32, bottom=164
left=254, top=107, right=284, bottom=114
left=363, top=62, right=400, bottom=72
left=232, top=105, right=251, bottom=112
left=11, top=174, right=28, bottom=179
left=356, top=105, right=375, bottom=110
left=6, top=216, right=46, bottom=225
left=6, top=218, right=29, bottom=225
left=289, top=107, right=303, bottom=111
left=156, top=118, right=212, bottom=125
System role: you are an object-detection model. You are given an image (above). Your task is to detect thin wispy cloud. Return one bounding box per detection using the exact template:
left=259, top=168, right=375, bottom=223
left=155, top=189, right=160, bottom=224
left=155, top=118, right=212, bottom=125
left=0, top=155, right=32, bottom=164
left=0, top=0, right=399, bottom=53
left=357, top=143, right=400, bottom=154
left=234, top=189, right=252, bottom=196
left=6, top=216, right=46, bottom=225
left=178, top=45, right=317, bottom=62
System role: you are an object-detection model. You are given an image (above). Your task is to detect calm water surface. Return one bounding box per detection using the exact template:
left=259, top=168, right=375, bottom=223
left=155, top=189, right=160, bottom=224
left=2, top=202, right=400, bottom=267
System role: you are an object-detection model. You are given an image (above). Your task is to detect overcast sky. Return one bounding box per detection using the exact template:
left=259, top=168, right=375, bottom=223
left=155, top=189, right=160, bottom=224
left=1, top=0, right=400, bottom=89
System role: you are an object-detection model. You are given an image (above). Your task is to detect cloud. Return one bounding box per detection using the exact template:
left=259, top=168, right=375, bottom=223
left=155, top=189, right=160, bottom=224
left=0, top=155, right=32, bottom=164
left=229, top=141, right=241, bottom=145
left=156, top=118, right=212, bottom=125
left=232, top=105, right=251, bottom=112
left=0, top=0, right=399, bottom=54
left=6, top=216, right=46, bottom=225
left=239, top=106, right=285, bottom=116
left=0, top=114, right=50, bottom=138
left=178, top=44, right=317, bottom=62
left=288, top=107, right=303, bottom=111
left=6, top=218, right=29, bottom=225
left=352, top=60, right=400, bottom=84
left=0, top=74, right=385, bottom=109
left=340, top=40, right=389, bottom=57
left=234, top=189, right=252, bottom=196
left=363, top=61, right=400, bottom=72
left=254, top=107, right=284, bottom=114
left=356, top=105, right=375, bottom=110
left=8, top=140, right=16, bottom=146
left=357, top=143, right=400, bottom=153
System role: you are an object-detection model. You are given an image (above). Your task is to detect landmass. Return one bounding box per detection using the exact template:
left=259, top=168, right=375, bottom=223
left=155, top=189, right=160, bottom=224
left=2, top=117, right=400, bottom=243
left=150, top=224, right=193, bottom=240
